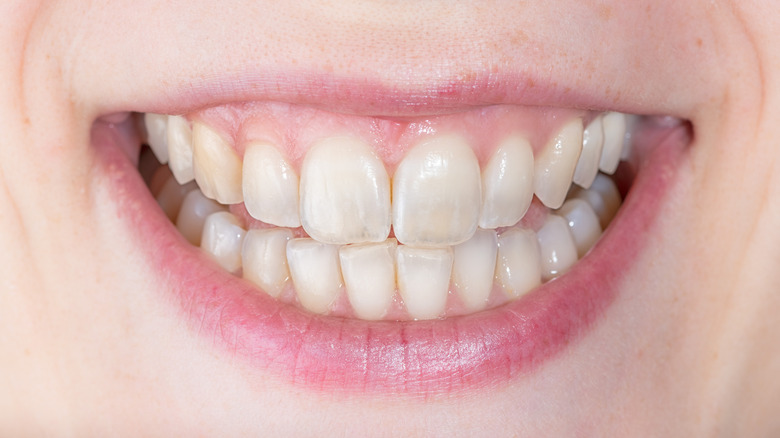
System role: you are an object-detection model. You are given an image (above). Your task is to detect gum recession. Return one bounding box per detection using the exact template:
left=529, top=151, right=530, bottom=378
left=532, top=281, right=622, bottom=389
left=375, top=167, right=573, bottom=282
left=92, top=118, right=689, bottom=398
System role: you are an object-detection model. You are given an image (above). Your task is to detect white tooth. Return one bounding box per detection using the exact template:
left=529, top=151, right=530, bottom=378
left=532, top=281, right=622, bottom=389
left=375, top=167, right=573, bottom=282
left=620, top=115, right=640, bottom=160
left=393, top=135, right=481, bottom=246
left=286, top=239, right=343, bottom=314
left=167, top=115, right=195, bottom=184
left=144, top=113, right=169, bottom=164
left=575, top=174, right=621, bottom=229
left=452, top=228, right=498, bottom=312
left=557, top=199, right=602, bottom=257
left=242, top=142, right=301, bottom=228
left=175, top=190, right=226, bottom=246
left=533, top=119, right=584, bottom=209
left=495, top=228, right=542, bottom=298
left=300, top=137, right=390, bottom=244
left=573, top=116, right=604, bottom=189
left=201, top=212, right=246, bottom=273
left=192, top=121, right=243, bottom=204
left=339, top=239, right=397, bottom=320
left=242, top=228, right=293, bottom=298
left=396, top=246, right=453, bottom=320
left=598, top=112, right=627, bottom=174
left=155, top=176, right=197, bottom=222
left=479, top=136, right=534, bottom=229
left=537, top=215, right=578, bottom=280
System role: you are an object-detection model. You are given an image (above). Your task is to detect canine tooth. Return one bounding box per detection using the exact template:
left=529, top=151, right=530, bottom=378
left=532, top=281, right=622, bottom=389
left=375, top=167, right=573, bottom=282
left=192, top=121, right=243, bottom=204
left=479, top=136, right=534, bottom=229
left=598, top=112, right=627, bottom=174
left=156, top=177, right=197, bottom=222
left=557, top=199, right=602, bottom=257
left=300, top=137, right=390, bottom=244
left=201, top=212, right=246, bottom=273
left=533, top=119, right=584, bottom=209
left=537, top=215, right=578, bottom=280
left=393, top=135, right=481, bottom=246
left=242, top=228, right=293, bottom=298
left=176, top=190, right=226, bottom=246
left=287, top=239, right=343, bottom=314
left=573, top=116, right=604, bottom=189
left=496, top=228, right=542, bottom=298
left=144, top=113, right=169, bottom=164
left=575, top=174, right=622, bottom=228
left=167, top=115, right=195, bottom=184
left=396, top=246, right=453, bottom=320
left=339, top=239, right=397, bottom=320
left=242, top=142, right=300, bottom=227
left=452, top=228, right=498, bottom=312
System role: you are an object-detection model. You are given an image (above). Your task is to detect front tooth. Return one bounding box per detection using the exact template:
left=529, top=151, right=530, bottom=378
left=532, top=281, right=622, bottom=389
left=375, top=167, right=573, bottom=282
left=495, top=228, right=542, bottom=298
left=575, top=174, right=621, bottom=229
left=300, top=136, right=390, bottom=244
left=242, top=228, right=293, bottom=298
left=144, top=113, right=169, bottom=164
left=192, top=121, right=243, bottom=204
left=533, top=119, right=584, bottom=209
left=175, top=190, right=226, bottom=246
left=167, top=115, right=195, bottom=184
left=339, top=239, right=397, bottom=320
left=396, top=246, right=453, bottom=320
left=242, top=142, right=301, bottom=228
left=201, top=212, right=246, bottom=273
left=155, top=176, right=197, bottom=222
left=479, top=136, right=535, bottom=229
left=557, top=199, right=602, bottom=257
left=452, top=228, right=498, bottom=312
left=286, top=238, right=343, bottom=314
left=572, top=116, right=604, bottom=189
left=537, top=215, right=578, bottom=280
left=393, top=135, right=481, bottom=246
left=598, top=112, right=627, bottom=174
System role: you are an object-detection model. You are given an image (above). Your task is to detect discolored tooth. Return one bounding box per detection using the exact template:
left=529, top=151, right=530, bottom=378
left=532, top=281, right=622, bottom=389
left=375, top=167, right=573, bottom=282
left=192, top=121, right=243, bottom=204
left=575, top=174, right=621, bottom=229
left=300, top=137, right=390, bottom=244
left=452, top=228, right=498, bottom=312
left=144, top=113, right=169, bottom=164
left=598, top=112, right=627, bottom=174
left=479, top=136, right=534, bottom=229
left=533, top=119, right=584, bottom=209
left=339, top=239, right=397, bottom=320
left=393, top=135, right=481, bottom=246
left=167, top=115, right=195, bottom=184
left=243, top=143, right=301, bottom=228
left=175, top=190, right=226, bottom=246
left=201, top=212, right=246, bottom=273
left=557, top=199, right=602, bottom=257
left=287, top=239, right=343, bottom=314
left=537, top=215, right=578, bottom=280
left=155, top=176, right=197, bottom=222
left=396, top=246, right=453, bottom=320
left=242, top=228, right=293, bottom=298
left=572, top=116, right=604, bottom=189
left=496, top=228, right=541, bottom=298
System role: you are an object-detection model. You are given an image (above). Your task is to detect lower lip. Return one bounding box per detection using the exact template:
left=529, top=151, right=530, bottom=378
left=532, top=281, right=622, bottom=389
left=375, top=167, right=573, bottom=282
left=93, top=119, right=689, bottom=397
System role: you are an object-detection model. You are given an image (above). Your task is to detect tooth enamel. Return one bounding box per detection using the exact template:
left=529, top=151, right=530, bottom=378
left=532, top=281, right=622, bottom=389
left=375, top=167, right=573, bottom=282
left=155, top=176, right=197, bottom=222
left=200, top=212, right=246, bottom=273
left=533, top=119, right=584, bottom=209
left=452, top=228, right=498, bottom=312
left=175, top=190, right=226, bottom=246
left=339, top=239, right=397, bottom=320
left=192, top=121, right=243, bottom=204
left=479, top=136, right=535, bottom=229
left=242, top=142, right=301, bottom=228
left=396, top=246, right=453, bottom=320
left=557, top=199, right=602, bottom=257
left=242, top=228, right=293, bottom=298
left=575, top=174, right=621, bottom=229
left=572, top=116, right=605, bottom=189
left=598, top=112, right=627, bottom=174
left=286, top=238, right=344, bottom=314
left=144, top=113, right=169, bottom=164
left=167, top=115, right=195, bottom=184
left=300, top=136, right=391, bottom=244
left=537, top=215, right=578, bottom=280
left=393, top=135, right=481, bottom=246
left=495, top=228, right=542, bottom=298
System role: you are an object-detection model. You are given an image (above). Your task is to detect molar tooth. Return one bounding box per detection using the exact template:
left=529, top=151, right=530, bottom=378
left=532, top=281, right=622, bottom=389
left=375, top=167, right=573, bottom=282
left=533, top=119, right=584, bottom=209
left=575, top=174, right=621, bottom=228
left=573, top=116, right=604, bottom=189
left=201, top=212, right=246, bottom=273
left=287, top=238, right=343, bottom=314
left=479, top=136, right=534, bottom=229
left=175, top=190, right=226, bottom=246
left=598, top=112, right=627, bottom=174
left=192, top=121, right=243, bottom=204
left=242, top=228, right=293, bottom=298
left=144, top=113, right=169, bottom=164
left=452, top=228, right=498, bottom=312
left=167, top=115, right=195, bottom=184
left=496, top=228, right=542, bottom=298
left=396, top=246, right=453, bottom=320
left=557, top=199, right=602, bottom=257
left=300, top=137, right=390, bottom=244
left=339, top=239, right=397, bottom=320
left=155, top=176, right=197, bottom=222
left=537, top=215, right=578, bottom=280
left=243, top=143, right=301, bottom=228
left=393, top=135, right=481, bottom=246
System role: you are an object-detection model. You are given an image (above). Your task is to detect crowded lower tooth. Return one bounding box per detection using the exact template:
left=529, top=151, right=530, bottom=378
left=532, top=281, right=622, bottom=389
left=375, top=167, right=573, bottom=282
left=533, top=119, right=584, bottom=209
left=396, top=246, right=453, bottom=320
left=241, top=228, right=293, bottom=298
left=479, top=136, right=535, bottom=229
left=286, top=238, right=344, bottom=314
left=201, top=212, right=246, bottom=273
left=339, top=239, right=397, bottom=320
left=573, top=115, right=604, bottom=189
left=175, top=189, right=226, bottom=246
left=192, top=122, right=243, bottom=204
left=242, top=142, right=301, bottom=228
left=598, top=112, right=627, bottom=174
left=557, top=199, right=602, bottom=257
left=452, top=228, right=498, bottom=312
left=144, top=113, right=169, bottom=164
left=537, top=215, right=578, bottom=280
left=155, top=176, right=197, bottom=222
left=167, top=115, right=195, bottom=184
left=496, top=228, right=542, bottom=298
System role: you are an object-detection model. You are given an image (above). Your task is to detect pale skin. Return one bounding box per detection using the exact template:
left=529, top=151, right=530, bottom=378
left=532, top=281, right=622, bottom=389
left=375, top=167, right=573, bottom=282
left=1, top=0, right=779, bottom=435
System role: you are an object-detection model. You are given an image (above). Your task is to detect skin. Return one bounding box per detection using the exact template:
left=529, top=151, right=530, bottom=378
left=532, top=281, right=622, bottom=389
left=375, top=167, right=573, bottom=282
left=1, top=0, right=779, bottom=435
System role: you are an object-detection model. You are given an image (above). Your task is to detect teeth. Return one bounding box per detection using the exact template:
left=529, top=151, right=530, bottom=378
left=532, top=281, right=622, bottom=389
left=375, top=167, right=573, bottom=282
left=393, top=135, right=481, bottom=246
left=339, top=239, right=397, bottom=320
left=201, top=212, right=246, bottom=273
left=242, top=228, right=293, bottom=298
left=300, top=137, right=391, bottom=244
left=575, top=174, right=621, bottom=229
left=537, top=215, right=578, bottom=280
left=192, top=122, right=243, bottom=204
left=175, top=190, right=226, bottom=246
left=598, top=112, right=627, bottom=174
left=286, top=238, right=343, bottom=314
left=479, top=136, right=535, bottom=229
left=242, top=142, right=301, bottom=228
left=572, top=116, right=604, bottom=189
left=167, top=115, right=195, bottom=184
left=620, top=115, right=640, bottom=160
left=144, top=113, right=169, bottom=164
left=155, top=176, right=197, bottom=222
left=557, top=199, right=602, bottom=257
left=533, top=119, right=584, bottom=209
left=452, top=228, right=498, bottom=312
left=396, top=246, right=453, bottom=320
left=495, top=228, right=542, bottom=298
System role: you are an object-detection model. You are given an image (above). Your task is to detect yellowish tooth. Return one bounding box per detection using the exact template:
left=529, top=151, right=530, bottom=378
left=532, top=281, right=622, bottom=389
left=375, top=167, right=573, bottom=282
left=242, top=142, right=301, bottom=228
left=573, top=116, right=604, bottom=189
left=339, top=239, right=397, bottom=320
left=537, top=215, right=578, bottom=280
left=144, top=113, right=169, bottom=164
left=242, top=228, right=293, bottom=298
left=167, top=115, right=195, bottom=184
left=479, top=136, right=535, bottom=229
left=287, top=238, right=343, bottom=314
left=396, top=246, right=453, bottom=320
left=496, top=228, right=542, bottom=298
left=452, top=228, right=498, bottom=312
left=192, top=121, right=243, bottom=204
left=201, top=212, right=246, bottom=273
left=533, top=119, right=584, bottom=209
left=599, top=112, right=627, bottom=174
